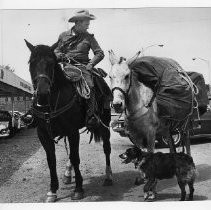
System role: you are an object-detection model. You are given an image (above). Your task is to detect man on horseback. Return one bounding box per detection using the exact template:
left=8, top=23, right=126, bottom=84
left=54, top=9, right=105, bottom=129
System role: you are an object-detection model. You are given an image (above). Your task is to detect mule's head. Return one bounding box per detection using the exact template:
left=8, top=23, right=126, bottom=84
left=109, top=50, right=139, bottom=113
left=25, top=39, right=57, bottom=107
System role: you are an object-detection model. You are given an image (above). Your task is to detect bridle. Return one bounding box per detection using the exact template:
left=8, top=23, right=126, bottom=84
left=31, top=57, right=58, bottom=112
left=31, top=58, right=56, bottom=106
left=34, top=73, right=54, bottom=88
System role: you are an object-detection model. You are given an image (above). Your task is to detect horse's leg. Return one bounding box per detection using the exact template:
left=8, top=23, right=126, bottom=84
left=101, top=126, right=113, bottom=186
left=167, top=132, right=176, bottom=153
left=134, top=130, right=156, bottom=186
left=147, top=129, right=156, bottom=153
left=37, top=127, right=58, bottom=202
left=68, top=130, right=84, bottom=200
left=184, top=130, right=191, bottom=156
left=63, top=159, right=73, bottom=185
left=62, top=137, right=74, bottom=185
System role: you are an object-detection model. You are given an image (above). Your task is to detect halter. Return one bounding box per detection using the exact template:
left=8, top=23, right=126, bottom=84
left=111, top=87, right=128, bottom=101
left=111, top=68, right=133, bottom=104
left=111, top=69, right=156, bottom=110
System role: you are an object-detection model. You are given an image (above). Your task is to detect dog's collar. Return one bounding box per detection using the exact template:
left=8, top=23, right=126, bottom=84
left=134, top=158, right=146, bottom=169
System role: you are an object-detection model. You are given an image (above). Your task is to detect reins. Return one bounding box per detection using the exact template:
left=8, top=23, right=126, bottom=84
left=32, top=94, right=77, bottom=122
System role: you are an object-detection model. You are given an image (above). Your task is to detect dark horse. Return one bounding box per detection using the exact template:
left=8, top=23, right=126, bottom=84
left=24, top=40, right=113, bottom=202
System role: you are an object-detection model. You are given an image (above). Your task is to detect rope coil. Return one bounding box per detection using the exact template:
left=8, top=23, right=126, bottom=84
left=176, top=68, right=201, bottom=130
left=59, top=58, right=91, bottom=99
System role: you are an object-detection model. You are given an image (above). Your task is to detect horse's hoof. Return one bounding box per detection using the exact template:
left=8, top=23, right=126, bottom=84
left=45, top=192, right=57, bottom=202
left=62, top=175, right=72, bottom=185
left=188, top=197, right=193, bottom=201
left=144, top=191, right=156, bottom=202
left=103, top=178, right=113, bottom=186
left=71, top=189, right=84, bottom=200
left=134, top=177, right=145, bottom=185
left=145, top=197, right=155, bottom=202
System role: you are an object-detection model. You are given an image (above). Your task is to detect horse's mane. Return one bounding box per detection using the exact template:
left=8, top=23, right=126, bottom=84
left=29, top=45, right=56, bottom=62
left=29, top=45, right=69, bottom=87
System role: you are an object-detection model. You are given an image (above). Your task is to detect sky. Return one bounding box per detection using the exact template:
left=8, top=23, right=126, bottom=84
left=1, top=2, right=211, bottom=86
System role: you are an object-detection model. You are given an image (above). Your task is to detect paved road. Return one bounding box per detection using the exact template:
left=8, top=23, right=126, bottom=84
left=0, top=127, right=211, bottom=203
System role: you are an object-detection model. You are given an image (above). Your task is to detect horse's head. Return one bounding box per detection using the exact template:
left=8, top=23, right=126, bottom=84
left=109, top=50, right=139, bottom=113
left=25, top=39, right=58, bottom=107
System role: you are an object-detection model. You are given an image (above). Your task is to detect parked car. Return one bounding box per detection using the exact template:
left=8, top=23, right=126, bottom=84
left=159, top=100, right=211, bottom=146
left=111, top=99, right=211, bottom=147
left=0, top=110, right=14, bottom=138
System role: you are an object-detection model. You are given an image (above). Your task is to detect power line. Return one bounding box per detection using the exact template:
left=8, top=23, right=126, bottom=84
left=140, top=17, right=211, bottom=25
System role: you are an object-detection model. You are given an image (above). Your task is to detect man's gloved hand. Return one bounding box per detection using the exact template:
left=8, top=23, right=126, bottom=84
left=86, top=62, right=93, bottom=71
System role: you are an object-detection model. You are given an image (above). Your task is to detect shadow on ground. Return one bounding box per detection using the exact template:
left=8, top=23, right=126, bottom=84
left=58, top=170, right=140, bottom=202
left=58, top=163, right=211, bottom=202
left=0, top=128, right=41, bottom=186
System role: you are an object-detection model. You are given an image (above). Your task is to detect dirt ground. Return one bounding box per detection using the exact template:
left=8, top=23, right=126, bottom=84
left=1, top=126, right=211, bottom=203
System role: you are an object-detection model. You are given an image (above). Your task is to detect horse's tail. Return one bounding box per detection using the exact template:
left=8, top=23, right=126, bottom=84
left=93, top=129, right=102, bottom=143
left=88, top=128, right=103, bottom=143
left=89, top=108, right=111, bottom=143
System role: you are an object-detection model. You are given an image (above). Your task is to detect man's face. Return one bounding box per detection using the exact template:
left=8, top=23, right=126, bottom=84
left=76, top=20, right=90, bottom=32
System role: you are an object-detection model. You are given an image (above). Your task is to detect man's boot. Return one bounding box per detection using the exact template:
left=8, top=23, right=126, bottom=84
left=86, top=88, right=100, bottom=130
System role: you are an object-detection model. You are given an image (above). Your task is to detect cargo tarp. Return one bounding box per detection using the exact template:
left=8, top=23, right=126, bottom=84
left=130, top=56, right=208, bottom=121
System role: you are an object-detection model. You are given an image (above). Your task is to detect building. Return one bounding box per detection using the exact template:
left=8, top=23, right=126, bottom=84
left=0, top=66, right=33, bottom=113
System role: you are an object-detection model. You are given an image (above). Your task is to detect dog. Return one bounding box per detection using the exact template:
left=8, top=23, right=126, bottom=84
left=119, top=147, right=197, bottom=201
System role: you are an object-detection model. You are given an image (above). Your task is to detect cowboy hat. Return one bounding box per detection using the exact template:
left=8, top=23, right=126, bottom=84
left=68, top=9, right=96, bottom=22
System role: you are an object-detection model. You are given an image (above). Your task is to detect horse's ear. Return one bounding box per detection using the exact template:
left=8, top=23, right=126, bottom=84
left=24, top=39, right=35, bottom=52
left=108, top=50, right=118, bottom=65
left=50, top=41, right=58, bottom=51
left=126, top=51, right=141, bottom=66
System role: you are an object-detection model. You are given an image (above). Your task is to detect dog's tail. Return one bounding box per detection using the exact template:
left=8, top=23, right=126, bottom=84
left=194, top=166, right=199, bottom=179
left=187, top=164, right=198, bottom=182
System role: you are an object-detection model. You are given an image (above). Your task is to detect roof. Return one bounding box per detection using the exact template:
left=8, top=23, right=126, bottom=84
left=0, top=67, right=33, bottom=97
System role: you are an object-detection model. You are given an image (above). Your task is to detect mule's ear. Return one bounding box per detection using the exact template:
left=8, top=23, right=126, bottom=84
left=126, top=51, right=141, bottom=66
left=24, top=39, right=35, bottom=52
left=50, top=41, right=58, bottom=51
left=108, top=50, right=118, bottom=65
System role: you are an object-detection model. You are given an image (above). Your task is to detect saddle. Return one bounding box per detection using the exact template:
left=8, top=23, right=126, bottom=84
left=60, top=62, right=113, bottom=106
left=62, top=63, right=83, bottom=82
